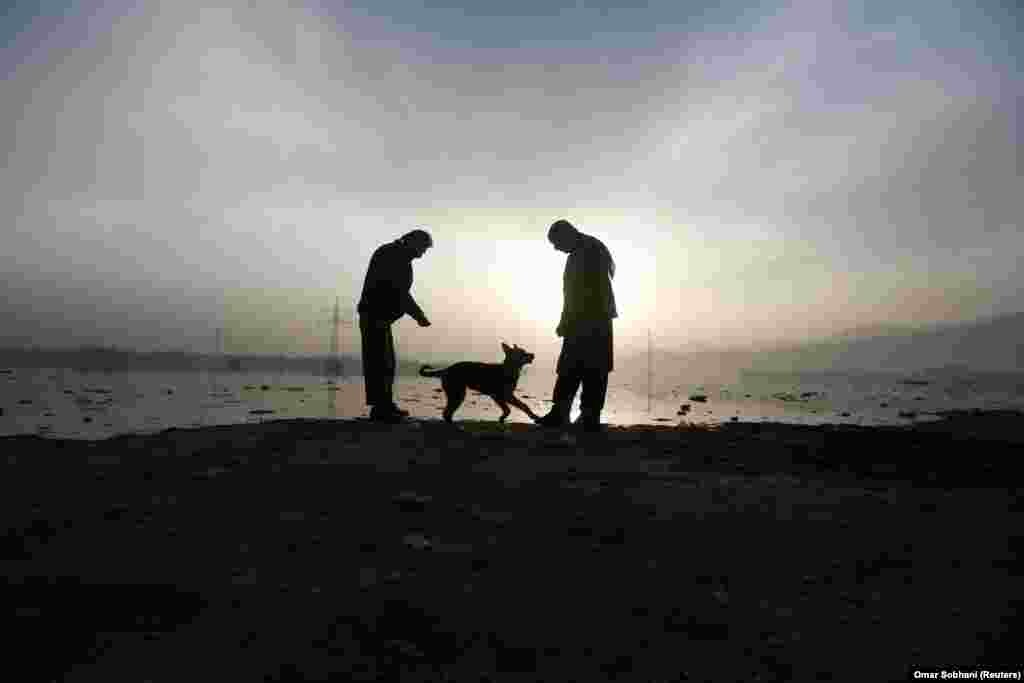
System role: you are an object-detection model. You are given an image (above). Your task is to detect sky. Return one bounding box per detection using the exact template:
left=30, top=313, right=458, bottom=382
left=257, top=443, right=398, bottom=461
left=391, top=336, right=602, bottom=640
left=2, top=0, right=1021, bottom=368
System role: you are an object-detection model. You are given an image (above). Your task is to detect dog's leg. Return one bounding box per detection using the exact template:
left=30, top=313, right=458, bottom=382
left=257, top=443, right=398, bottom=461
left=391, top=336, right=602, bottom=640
left=505, top=395, right=539, bottom=421
left=442, top=381, right=466, bottom=423
left=492, top=397, right=511, bottom=422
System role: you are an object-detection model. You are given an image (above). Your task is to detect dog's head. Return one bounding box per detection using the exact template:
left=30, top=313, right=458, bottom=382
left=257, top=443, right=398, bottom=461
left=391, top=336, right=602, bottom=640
left=501, top=342, right=535, bottom=367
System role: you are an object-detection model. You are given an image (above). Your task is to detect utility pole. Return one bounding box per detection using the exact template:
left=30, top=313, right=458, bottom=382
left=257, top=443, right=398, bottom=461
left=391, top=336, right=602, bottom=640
left=647, top=328, right=652, bottom=413
left=324, top=296, right=354, bottom=381
left=214, top=326, right=223, bottom=391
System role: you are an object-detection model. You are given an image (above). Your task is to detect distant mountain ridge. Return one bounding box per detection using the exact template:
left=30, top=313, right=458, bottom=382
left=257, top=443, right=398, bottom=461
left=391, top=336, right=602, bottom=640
left=0, top=347, right=450, bottom=378
left=617, top=312, right=1024, bottom=391
left=4, top=313, right=1021, bottom=385
left=770, top=312, right=1024, bottom=374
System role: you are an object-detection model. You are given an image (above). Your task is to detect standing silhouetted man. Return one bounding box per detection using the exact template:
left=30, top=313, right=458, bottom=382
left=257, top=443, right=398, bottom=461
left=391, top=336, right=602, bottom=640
left=358, top=229, right=432, bottom=422
left=536, top=219, right=617, bottom=432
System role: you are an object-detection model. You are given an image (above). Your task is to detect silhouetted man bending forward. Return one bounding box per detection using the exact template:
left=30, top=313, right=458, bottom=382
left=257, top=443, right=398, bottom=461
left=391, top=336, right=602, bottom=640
left=357, top=229, right=432, bottom=422
left=536, top=219, right=617, bottom=432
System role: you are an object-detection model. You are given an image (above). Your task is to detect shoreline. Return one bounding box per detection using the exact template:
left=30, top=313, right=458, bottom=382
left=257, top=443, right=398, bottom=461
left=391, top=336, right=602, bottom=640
left=5, top=365, right=1024, bottom=441
left=5, top=411, right=1020, bottom=681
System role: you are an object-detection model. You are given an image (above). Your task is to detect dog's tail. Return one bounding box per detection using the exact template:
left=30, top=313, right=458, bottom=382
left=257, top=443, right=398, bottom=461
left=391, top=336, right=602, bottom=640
left=419, top=365, right=446, bottom=378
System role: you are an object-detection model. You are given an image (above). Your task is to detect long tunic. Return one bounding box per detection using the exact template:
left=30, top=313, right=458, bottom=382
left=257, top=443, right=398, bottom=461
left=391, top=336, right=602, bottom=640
left=556, top=233, right=617, bottom=374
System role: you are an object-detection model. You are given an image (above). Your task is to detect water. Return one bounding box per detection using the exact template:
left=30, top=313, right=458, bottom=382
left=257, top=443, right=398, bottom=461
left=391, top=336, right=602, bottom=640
left=1, top=366, right=1022, bottom=440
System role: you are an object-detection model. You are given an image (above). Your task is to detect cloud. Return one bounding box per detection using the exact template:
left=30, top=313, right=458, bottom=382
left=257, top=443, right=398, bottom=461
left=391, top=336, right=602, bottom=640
left=639, top=1, right=1021, bottom=253
left=1, top=0, right=1018, bottom=353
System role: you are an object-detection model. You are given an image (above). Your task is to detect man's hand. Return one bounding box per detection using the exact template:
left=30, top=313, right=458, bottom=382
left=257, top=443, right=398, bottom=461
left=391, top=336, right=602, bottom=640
left=417, top=317, right=431, bottom=328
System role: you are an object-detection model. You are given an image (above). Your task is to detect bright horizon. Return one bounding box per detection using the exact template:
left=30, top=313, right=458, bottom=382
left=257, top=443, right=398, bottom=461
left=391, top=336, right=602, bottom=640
left=3, top=1, right=1021, bottom=367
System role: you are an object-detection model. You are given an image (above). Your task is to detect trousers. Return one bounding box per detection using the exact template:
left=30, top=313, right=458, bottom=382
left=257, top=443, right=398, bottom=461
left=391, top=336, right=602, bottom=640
left=550, top=369, right=609, bottom=419
left=359, top=316, right=396, bottom=406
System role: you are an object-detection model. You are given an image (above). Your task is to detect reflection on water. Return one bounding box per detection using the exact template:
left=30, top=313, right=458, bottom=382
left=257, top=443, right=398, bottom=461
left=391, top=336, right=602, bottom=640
left=0, top=366, right=1022, bottom=440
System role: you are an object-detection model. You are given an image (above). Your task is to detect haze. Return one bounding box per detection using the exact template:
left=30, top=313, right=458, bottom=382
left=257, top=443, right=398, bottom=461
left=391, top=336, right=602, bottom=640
left=3, top=0, right=1021, bottom=370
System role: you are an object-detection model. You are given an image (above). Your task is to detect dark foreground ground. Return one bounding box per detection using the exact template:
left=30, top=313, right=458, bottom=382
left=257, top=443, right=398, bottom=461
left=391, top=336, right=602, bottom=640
left=2, top=411, right=1022, bottom=682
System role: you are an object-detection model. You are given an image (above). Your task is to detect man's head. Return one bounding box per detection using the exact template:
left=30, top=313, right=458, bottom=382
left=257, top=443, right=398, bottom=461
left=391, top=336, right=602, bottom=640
left=400, top=229, right=433, bottom=259
left=548, top=219, right=581, bottom=253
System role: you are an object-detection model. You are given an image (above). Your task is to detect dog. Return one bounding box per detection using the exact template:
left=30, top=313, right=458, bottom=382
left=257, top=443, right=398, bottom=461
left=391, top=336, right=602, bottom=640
left=419, top=343, right=540, bottom=423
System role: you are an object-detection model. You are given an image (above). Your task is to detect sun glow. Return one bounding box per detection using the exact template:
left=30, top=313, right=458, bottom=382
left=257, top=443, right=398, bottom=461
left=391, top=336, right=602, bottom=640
left=478, top=232, right=658, bottom=352
left=486, top=238, right=564, bottom=333
left=600, top=236, right=657, bottom=342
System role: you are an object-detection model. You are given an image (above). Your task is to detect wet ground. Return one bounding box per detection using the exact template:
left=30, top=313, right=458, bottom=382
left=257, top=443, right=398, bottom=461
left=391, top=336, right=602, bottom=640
left=2, top=413, right=1021, bottom=681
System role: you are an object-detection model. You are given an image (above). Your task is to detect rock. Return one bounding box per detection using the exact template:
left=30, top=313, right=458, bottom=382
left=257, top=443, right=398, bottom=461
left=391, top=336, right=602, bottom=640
left=393, top=491, right=432, bottom=511
left=357, top=567, right=378, bottom=589
left=403, top=533, right=433, bottom=550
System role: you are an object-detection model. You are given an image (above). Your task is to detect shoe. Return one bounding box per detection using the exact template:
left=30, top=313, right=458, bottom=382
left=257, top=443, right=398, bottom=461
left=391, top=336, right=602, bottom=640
left=535, top=411, right=569, bottom=428
left=378, top=403, right=409, bottom=419
left=573, top=416, right=603, bottom=433
left=369, top=407, right=407, bottom=423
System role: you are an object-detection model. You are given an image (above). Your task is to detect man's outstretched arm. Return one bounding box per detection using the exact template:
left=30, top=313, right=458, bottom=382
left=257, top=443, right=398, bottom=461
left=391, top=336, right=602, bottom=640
left=403, top=291, right=430, bottom=325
